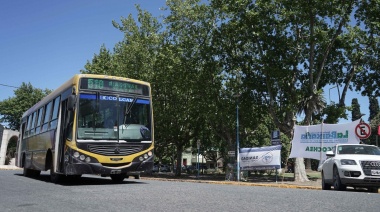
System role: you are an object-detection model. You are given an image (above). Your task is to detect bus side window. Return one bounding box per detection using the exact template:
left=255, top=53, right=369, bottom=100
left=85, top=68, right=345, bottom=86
left=25, top=115, right=33, bottom=137
left=29, top=111, right=37, bottom=136
left=41, top=101, right=53, bottom=132
left=24, top=116, right=30, bottom=137
left=35, top=107, right=44, bottom=134
left=49, top=96, right=61, bottom=129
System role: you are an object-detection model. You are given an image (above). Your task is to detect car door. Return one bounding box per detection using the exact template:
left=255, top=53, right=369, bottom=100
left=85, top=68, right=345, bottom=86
left=322, top=147, right=337, bottom=181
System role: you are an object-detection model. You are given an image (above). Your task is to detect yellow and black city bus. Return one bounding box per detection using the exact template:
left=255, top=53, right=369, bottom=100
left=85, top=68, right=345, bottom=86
left=15, top=74, right=154, bottom=183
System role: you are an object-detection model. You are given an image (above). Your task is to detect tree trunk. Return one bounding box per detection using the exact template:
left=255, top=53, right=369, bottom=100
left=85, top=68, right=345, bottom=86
left=175, top=145, right=183, bottom=177
left=294, top=158, right=310, bottom=182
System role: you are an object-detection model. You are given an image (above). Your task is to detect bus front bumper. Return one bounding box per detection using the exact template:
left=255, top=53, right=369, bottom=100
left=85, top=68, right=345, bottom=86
left=64, top=155, right=154, bottom=176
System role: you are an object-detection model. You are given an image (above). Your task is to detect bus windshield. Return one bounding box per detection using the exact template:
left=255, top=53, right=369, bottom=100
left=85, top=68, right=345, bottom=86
left=77, top=93, right=151, bottom=141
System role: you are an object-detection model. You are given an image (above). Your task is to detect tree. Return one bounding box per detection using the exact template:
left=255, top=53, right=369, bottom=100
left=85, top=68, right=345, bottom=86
left=81, top=45, right=115, bottom=75
left=81, top=0, right=380, bottom=181
left=351, top=98, right=362, bottom=121
left=369, top=113, right=380, bottom=146
left=369, top=97, right=379, bottom=122
left=0, top=83, right=51, bottom=130
left=352, top=1, right=380, bottom=97
left=161, top=0, right=226, bottom=176
left=211, top=0, right=369, bottom=182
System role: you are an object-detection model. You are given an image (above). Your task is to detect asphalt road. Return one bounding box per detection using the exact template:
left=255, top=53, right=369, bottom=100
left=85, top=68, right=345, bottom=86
left=1, top=170, right=379, bottom=212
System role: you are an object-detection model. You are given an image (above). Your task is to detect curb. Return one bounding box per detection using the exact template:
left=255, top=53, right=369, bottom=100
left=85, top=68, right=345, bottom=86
left=141, top=177, right=321, bottom=190
left=0, top=166, right=21, bottom=170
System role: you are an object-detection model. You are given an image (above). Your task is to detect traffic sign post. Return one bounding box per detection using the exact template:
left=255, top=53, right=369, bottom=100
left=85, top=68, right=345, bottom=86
left=355, top=122, right=371, bottom=140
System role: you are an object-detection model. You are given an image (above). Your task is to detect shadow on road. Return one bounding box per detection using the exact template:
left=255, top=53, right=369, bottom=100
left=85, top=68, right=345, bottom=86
left=14, top=173, right=147, bottom=186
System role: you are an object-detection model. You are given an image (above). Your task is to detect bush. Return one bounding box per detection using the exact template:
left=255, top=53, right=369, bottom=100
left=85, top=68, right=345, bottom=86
left=5, top=155, right=11, bottom=165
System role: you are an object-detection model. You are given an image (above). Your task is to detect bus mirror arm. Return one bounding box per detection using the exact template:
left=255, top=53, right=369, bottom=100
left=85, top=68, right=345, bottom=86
left=67, top=94, right=76, bottom=111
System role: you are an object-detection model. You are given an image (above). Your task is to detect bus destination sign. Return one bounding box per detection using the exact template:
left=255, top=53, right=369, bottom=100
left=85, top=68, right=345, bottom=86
left=80, top=78, right=148, bottom=95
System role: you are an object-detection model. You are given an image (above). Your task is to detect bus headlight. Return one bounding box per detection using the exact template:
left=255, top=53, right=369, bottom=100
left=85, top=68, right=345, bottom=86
left=72, top=151, right=95, bottom=163
left=139, top=156, right=144, bottom=161
left=144, top=154, right=148, bottom=159
left=147, top=151, right=153, bottom=157
left=74, top=152, right=80, bottom=158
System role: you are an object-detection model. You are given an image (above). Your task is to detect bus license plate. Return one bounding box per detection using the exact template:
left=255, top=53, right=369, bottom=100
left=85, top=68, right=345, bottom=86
left=371, top=170, right=380, bottom=175
left=110, top=170, right=121, bottom=174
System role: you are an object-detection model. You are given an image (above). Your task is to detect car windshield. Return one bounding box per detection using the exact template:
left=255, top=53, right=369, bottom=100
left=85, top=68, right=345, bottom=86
left=337, top=145, right=380, bottom=155
left=76, top=93, right=152, bottom=141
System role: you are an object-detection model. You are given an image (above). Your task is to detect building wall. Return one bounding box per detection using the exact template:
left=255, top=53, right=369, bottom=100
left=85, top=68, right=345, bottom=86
left=0, top=127, right=19, bottom=165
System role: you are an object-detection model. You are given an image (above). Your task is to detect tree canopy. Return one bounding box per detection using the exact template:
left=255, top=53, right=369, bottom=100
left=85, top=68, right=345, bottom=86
left=81, top=0, right=380, bottom=179
left=0, top=83, right=51, bottom=130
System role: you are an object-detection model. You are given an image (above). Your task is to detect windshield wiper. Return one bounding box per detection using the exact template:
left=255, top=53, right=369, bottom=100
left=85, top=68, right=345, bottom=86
left=123, top=96, right=137, bottom=126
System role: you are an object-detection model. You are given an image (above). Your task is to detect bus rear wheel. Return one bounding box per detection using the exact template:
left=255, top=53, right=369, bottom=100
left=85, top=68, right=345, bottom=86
left=23, top=166, right=33, bottom=177
left=110, top=174, right=126, bottom=183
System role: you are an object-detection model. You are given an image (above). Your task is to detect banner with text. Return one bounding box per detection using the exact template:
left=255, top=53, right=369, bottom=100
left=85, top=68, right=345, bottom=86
left=289, top=119, right=361, bottom=160
left=240, top=145, right=282, bottom=171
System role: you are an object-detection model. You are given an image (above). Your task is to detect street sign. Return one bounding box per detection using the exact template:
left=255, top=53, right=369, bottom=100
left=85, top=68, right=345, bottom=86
left=355, top=122, right=371, bottom=139
left=271, top=130, right=281, bottom=145
left=228, top=151, right=235, bottom=157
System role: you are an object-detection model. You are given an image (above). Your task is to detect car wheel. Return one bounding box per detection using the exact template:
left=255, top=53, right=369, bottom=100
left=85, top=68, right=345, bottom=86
left=333, top=166, right=346, bottom=191
left=368, top=187, right=379, bottom=193
left=321, top=171, right=331, bottom=190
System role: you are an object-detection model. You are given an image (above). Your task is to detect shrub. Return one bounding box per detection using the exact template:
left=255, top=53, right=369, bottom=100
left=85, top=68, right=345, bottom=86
left=5, top=155, right=11, bottom=165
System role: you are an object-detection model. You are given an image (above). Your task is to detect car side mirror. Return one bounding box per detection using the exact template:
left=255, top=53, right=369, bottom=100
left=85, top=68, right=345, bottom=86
left=326, top=151, right=335, bottom=157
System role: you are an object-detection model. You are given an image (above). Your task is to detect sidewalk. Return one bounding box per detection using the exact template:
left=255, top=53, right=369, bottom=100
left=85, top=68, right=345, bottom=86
left=0, top=158, right=21, bottom=170
left=141, top=172, right=322, bottom=190
left=0, top=165, right=21, bottom=170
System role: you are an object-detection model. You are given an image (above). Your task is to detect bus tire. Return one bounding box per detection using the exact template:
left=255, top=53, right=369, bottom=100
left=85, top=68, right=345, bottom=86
left=50, top=160, right=62, bottom=184
left=110, top=174, right=126, bottom=183
left=23, top=166, right=33, bottom=177
left=22, top=156, right=33, bottom=177
left=32, top=170, right=41, bottom=178
left=134, top=175, right=140, bottom=179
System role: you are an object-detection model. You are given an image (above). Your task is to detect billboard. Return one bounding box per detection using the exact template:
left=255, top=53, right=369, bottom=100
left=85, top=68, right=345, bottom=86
left=289, top=119, right=361, bottom=160
left=239, top=145, right=282, bottom=171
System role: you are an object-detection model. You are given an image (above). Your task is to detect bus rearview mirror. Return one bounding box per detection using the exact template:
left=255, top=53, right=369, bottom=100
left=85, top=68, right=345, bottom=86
left=68, top=95, right=76, bottom=111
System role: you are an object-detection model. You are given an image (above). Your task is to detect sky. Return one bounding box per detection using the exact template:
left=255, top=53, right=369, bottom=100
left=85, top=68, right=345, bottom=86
left=0, top=0, right=166, bottom=98
left=0, top=0, right=371, bottom=124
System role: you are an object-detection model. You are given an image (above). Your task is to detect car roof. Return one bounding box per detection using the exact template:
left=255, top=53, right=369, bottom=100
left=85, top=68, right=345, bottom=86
left=336, top=143, right=376, bottom=147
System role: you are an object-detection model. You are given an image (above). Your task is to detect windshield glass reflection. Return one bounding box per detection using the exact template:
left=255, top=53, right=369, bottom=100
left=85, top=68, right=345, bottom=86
left=77, top=93, right=151, bottom=141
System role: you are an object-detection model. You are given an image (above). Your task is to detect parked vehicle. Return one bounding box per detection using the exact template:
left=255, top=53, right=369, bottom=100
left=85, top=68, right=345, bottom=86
left=320, top=144, right=380, bottom=193
left=153, top=164, right=171, bottom=172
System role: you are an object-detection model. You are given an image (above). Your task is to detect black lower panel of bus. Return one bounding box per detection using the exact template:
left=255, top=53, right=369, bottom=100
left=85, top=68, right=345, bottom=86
left=63, top=157, right=154, bottom=176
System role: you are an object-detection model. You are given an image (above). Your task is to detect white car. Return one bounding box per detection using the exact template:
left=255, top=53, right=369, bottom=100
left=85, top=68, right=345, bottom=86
left=320, top=144, right=380, bottom=193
